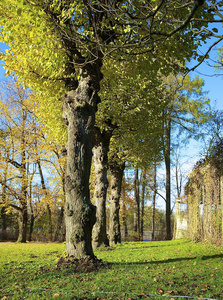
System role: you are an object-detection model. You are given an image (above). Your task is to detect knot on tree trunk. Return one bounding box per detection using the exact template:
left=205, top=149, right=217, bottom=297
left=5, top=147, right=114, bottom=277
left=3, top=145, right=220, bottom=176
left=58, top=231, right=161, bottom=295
left=82, top=202, right=96, bottom=227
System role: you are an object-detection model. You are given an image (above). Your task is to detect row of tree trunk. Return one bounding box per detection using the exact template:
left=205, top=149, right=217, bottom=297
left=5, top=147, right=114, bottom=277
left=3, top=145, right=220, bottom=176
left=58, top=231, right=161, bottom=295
left=91, top=127, right=125, bottom=248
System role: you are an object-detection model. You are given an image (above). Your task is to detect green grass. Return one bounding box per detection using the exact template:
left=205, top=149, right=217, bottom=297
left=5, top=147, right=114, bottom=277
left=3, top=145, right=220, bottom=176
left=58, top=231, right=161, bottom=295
left=0, top=239, right=223, bottom=299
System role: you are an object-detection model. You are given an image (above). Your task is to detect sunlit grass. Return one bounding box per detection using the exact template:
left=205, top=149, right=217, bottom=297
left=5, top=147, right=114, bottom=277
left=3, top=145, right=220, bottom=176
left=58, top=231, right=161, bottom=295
left=0, top=239, right=222, bottom=299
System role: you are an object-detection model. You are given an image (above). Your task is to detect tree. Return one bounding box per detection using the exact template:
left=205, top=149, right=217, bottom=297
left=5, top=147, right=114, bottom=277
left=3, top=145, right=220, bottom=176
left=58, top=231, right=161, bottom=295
left=98, top=53, right=169, bottom=243
left=151, top=160, right=157, bottom=241
left=190, top=1, right=223, bottom=73
left=108, top=151, right=125, bottom=245
left=0, top=81, right=38, bottom=242
left=120, top=173, right=134, bottom=241
left=0, top=0, right=211, bottom=258
left=91, top=127, right=112, bottom=248
left=160, top=73, right=211, bottom=239
left=0, top=130, right=10, bottom=240
left=133, top=167, right=140, bottom=239
left=185, top=140, right=223, bottom=245
left=144, top=205, right=165, bottom=239
left=0, top=80, right=65, bottom=242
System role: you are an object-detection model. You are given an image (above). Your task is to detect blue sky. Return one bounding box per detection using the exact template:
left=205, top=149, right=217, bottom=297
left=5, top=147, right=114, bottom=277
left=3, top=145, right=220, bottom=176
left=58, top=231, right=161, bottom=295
left=188, top=33, right=223, bottom=111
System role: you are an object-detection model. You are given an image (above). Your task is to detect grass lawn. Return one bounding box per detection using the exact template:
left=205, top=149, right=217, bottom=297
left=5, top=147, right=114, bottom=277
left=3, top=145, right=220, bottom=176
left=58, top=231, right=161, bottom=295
left=0, top=239, right=222, bottom=299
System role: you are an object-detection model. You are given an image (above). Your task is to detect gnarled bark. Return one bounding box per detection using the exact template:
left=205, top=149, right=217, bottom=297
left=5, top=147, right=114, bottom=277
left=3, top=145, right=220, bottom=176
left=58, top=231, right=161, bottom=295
left=63, top=62, right=102, bottom=259
left=92, top=127, right=112, bottom=248
left=109, top=157, right=125, bottom=245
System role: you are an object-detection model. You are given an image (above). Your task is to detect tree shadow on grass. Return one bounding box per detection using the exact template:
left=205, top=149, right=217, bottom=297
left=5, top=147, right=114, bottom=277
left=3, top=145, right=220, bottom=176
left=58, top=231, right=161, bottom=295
left=111, top=253, right=223, bottom=267
left=120, top=240, right=191, bottom=251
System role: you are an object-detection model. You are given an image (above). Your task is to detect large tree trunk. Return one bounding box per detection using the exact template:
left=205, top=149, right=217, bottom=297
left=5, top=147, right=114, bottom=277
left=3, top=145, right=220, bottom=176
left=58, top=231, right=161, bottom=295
left=63, top=62, right=102, bottom=259
left=92, top=127, right=112, bottom=248
left=134, top=167, right=140, bottom=240
left=109, top=157, right=125, bottom=245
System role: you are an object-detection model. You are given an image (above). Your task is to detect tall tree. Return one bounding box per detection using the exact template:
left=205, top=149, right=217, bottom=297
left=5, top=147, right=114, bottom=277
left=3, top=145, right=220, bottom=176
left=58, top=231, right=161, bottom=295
left=0, top=81, right=37, bottom=242
left=133, top=167, right=140, bottom=239
left=0, top=0, right=211, bottom=258
left=161, top=73, right=211, bottom=239
left=140, top=169, right=147, bottom=241
left=37, top=160, right=53, bottom=240
left=0, top=131, right=10, bottom=240
left=151, top=161, right=157, bottom=241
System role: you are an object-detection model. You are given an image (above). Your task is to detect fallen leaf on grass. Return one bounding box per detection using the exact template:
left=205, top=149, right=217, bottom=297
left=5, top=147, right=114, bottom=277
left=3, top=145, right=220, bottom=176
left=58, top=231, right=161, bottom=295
left=157, top=288, right=164, bottom=294
left=139, top=292, right=148, bottom=298
left=165, top=290, right=178, bottom=295
left=19, top=284, right=25, bottom=289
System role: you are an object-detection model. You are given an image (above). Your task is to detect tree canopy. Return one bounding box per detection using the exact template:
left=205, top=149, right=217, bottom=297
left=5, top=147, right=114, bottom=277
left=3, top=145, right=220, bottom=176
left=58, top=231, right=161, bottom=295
left=0, top=0, right=218, bottom=258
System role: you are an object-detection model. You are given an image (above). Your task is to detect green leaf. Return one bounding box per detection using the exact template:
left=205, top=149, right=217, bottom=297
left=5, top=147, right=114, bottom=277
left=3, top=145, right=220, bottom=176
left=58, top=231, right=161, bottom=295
left=17, top=8, right=22, bottom=15
left=212, top=28, right=218, bottom=33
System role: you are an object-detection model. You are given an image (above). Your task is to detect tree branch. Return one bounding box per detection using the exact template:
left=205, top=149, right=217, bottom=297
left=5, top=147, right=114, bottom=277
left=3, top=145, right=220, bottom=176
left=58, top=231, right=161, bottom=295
left=189, top=37, right=223, bottom=73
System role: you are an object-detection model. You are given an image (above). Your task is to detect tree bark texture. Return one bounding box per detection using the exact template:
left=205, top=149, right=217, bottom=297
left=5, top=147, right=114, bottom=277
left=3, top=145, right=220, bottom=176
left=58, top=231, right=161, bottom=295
left=109, top=158, right=125, bottom=245
left=92, top=127, right=112, bottom=248
left=63, top=62, right=102, bottom=259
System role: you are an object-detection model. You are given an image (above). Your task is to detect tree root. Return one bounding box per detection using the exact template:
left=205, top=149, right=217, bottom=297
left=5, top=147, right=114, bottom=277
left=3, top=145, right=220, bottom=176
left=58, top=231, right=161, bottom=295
left=56, top=256, right=108, bottom=272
